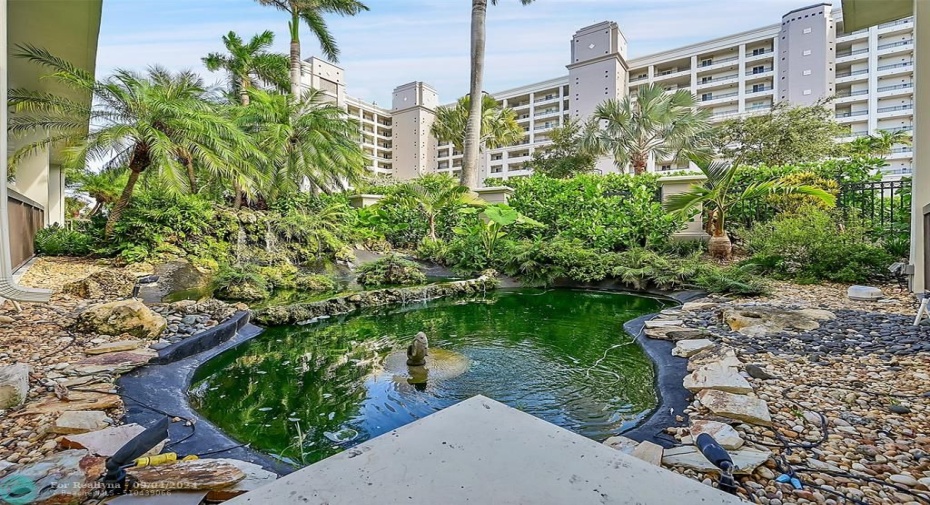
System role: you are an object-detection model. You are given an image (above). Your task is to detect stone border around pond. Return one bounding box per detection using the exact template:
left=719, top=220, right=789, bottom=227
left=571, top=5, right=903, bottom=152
left=118, top=279, right=702, bottom=477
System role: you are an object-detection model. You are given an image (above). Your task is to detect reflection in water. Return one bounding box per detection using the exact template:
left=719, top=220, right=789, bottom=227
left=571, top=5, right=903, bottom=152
left=189, top=289, right=668, bottom=466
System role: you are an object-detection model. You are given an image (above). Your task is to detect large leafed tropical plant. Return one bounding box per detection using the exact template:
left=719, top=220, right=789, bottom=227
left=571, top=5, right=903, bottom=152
left=254, top=0, right=368, bottom=97
left=462, top=0, right=534, bottom=188
left=238, top=88, right=367, bottom=201
left=582, top=83, right=713, bottom=175
left=664, top=156, right=836, bottom=260
left=8, top=46, right=259, bottom=236
left=391, top=174, right=485, bottom=240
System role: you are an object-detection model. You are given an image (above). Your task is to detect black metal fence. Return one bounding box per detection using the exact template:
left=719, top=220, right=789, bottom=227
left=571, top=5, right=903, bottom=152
left=727, top=178, right=912, bottom=233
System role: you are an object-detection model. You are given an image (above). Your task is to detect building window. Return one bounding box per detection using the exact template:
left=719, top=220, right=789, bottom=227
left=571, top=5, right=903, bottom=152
left=803, top=69, right=812, bottom=75
left=702, top=76, right=712, bottom=83
left=753, top=66, right=765, bottom=74
left=803, top=27, right=812, bottom=34
left=803, top=49, right=812, bottom=56
left=803, top=89, right=812, bottom=95
left=753, top=83, right=765, bottom=92
left=701, top=93, right=712, bottom=101
left=701, top=59, right=713, bottom=67
left=660, top=164, right=672, bottom=171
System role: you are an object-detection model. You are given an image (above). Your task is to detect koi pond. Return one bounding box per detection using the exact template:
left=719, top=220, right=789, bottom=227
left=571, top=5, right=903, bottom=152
left=189, top=288, right=669, bottom=465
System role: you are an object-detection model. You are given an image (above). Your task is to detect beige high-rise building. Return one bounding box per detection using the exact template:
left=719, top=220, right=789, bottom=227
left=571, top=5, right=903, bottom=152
left=301, top=3, right=915, bottom=185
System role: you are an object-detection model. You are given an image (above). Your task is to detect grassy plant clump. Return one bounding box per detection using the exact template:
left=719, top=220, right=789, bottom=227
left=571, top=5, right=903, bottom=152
left=355, top=254, right=427, bottom=287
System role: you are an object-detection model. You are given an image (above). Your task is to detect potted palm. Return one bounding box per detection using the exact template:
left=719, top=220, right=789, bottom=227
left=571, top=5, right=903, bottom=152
left=664, top=156, right=836, bottom=260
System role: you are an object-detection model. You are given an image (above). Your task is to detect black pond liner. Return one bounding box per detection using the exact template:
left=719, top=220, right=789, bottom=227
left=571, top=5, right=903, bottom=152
left=118, top=285, right=705, bottom=475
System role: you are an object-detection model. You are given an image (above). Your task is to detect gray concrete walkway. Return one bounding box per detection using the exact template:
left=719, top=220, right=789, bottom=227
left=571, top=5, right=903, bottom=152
left=227, top=396, right=745, bottom=505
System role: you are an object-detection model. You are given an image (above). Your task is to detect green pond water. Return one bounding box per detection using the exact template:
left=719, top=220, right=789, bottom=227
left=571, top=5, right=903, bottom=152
left=189, top=288, right=669, bottom=466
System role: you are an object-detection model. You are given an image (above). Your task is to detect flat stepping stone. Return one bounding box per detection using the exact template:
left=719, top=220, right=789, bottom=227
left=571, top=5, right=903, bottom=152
left=697, top=390, right=772, bottom=426
left=630, top=441, right=663, bottom=466
left=723, top=306, right=835, bottom=335
left=602, top=436, right=639, bottom=455
left=69, top=349, right=157, bottom=376
left=672, top=339, right=715, bottom=358
left=662, top=446, right=771, bottom=474
left=205, top=459, right=279, bottom=501
left=60, top=423, right=157, bottom=456
left=847, top=285, right=883, bottom=301
left=684, top=363, right=753, bottom=394
left=85, top=340, right=144, bottom=355
left=13, top=391, right=121, bottom=417
left=0, top=363, right=30, bottom=409
left=644, top=319, right=684, bottom=329
left=681, top=302, right=718, bottom=312
left=689, top=420, right=744, bottom=450
left=53, top=410, right=110, bottom=434
left=127, top=459, right=246, bottom=491
left=0, top=450, right=104, bottom=504
left=644, top=327, right=709, bottom=341
left=688, top=346, right=742, bottom=372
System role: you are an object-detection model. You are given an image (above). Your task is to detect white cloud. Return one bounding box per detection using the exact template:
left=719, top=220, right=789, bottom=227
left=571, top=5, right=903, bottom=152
left=96, top=0, right=805, bottom=105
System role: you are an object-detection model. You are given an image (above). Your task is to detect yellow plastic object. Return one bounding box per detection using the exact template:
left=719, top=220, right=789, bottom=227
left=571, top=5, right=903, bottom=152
left=133, top=453, right=177, bottom=467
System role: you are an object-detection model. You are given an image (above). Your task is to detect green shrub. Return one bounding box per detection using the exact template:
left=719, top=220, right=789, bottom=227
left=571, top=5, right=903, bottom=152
left=34, top=224, right=93, bottom=256
left=213, top=264, right=271, bottom=301
left=355, top=254, right=427, bottom=287
left=741, top=205, right=892, bottom=283
left=295, top=274, right=337, bottom=292
left=505, top=173, right=685, bottom=251
left=692, top=263, right=768, bottom=295
left=416, top=238, right=448, bottom=264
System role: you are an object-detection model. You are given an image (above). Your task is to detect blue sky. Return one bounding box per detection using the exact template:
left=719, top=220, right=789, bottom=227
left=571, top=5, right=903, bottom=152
left=97, top=0, right=803, bottom=105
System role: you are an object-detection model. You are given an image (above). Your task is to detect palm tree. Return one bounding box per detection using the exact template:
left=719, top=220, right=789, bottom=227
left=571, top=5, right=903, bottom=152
left=391, top=174, right=484, bottom=240
left=253, top=0, right=368, bottom=97
left=8, top=46, right=259, bottom=236
left=582, top=83, right=713, bottom=175
left=239, top=88, right=367, bottom=201
left=664, top=156, right=836, bottom=260
left=867, top=129, right=912, bottom=158
left=72, top=170, right=128, bottom=217
left=203, top=30, right=289, bottom=106
left=462, top=0, right=534, bottom=188
left=431, top=94, right=523, bottom=163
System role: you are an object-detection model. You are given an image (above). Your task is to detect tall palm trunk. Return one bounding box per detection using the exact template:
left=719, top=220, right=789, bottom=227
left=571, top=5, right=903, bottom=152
left=632, top=153, right=647, bottom=175
left=708, top=210, right=732, bottom=260
left=185, top=157, right=198, bottom=193
left=289, top=16, right=302, bottom=98
left=105, top=170, right=142, bottom=238
left=462, top=0, right=488, bottom=189
left=428, top=214, right=437, bottom=240
left=233, top=77, right=250, bottom=209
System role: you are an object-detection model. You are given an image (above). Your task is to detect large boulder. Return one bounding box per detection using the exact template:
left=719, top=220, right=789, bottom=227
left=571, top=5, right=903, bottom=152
left=0, top=363, right=30, bottom=409
left=75, top=300, right=166, bottom=339
left=62, top=270, right=136, bottom=299
left=722, top=306, right=835, bottom=336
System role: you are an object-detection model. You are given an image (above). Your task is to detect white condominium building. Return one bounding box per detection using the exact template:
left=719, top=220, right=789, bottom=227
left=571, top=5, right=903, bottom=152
left=300, top=3, right=915, bottom=186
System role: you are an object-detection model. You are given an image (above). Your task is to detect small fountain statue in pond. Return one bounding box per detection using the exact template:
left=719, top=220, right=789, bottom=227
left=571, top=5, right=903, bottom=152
left=406, top=332, right=429, bottom=366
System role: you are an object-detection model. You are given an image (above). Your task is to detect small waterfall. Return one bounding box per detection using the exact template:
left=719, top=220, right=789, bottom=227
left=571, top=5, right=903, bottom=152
left=264, top=221, right=277, bottom=256
left=235, top=222, right=247, bottom=266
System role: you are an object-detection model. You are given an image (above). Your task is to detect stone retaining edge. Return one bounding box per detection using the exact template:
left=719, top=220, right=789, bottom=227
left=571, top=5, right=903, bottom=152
left=151, top=310, right=251, bottom=365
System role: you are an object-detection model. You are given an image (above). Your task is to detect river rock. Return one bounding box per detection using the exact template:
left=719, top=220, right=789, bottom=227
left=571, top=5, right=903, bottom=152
left=689, top=420, right=744, bottom=450
left=672, top=339, right=715, bottom=358
left=126, top=459, right=246, bottom=490
left=0, top=449, right=105, bottom=505
left=722, top=306, right=835, bottom=335
left=662, top=446, right=771, bottom=474
left=76, top=300, right=167, bottom=339
left=681, top=302, right=718, bottom=312
left=62, top=269, right=136, bottom=299
left=204, top=459, right=278, bottom=500
left=85, top=340, right=144, bottom=355
left=0, top=363, right=30, bottom=409
left=744, top=364, right=778, bottom=380
left=53, top=410, right=110, bottom=434
left=697, top=390, right=772, bottom=426
left=684, top=363, right=753, bottom=394
left=847, top=285, right=883, bottom=301
left=14, top=390, right=121, bottom=416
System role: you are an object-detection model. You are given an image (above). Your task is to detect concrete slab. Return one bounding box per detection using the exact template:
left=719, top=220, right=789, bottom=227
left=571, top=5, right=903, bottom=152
left=226, top=396, right=745, bottom=505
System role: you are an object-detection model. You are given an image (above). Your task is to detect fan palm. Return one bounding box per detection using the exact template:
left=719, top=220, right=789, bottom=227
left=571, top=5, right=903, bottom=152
left=8, top=46, right=260, bottom=236
left=203, top=30, right=289, bottom=106
left=253, top=0, right=369, bottom=97
left=432, top=94, right=523, bottom=157
left=238, top=88, right=367, bottom=201
left=391, top=174, right=485, bottom=240
left=664, top=156, right=836, bottom=259
left=462, top=0, right=534, bottom=188
left=582, top=83, right=713, bottom=175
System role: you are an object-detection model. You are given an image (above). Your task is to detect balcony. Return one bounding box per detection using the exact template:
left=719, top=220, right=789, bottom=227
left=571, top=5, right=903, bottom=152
left=746, top=104, right=772, bottom=112
left=653, top=68, right=691, bottom=81
left=877, top=82, right=913, bottom=92
left=630, top=75, right=648, bottom=83
left=835, top=89, right=868, bottom=98
left=533, top=95, right=559, bottom=104
left=534, top=109, right=560, bottom=118
left=534, top=123, right=556, bottom=131
left=746, top=86, right=773, bottom=95
left=836, top=69, right=869, bottom=81
left=745, top=48, right=773, bottom=59
left=698, top=55, right=739, bottom=68
left=877, top=61, right=913, bottom=72
left=836, top=47, right=869, bottom=59
left=884, top=125, right=913, bottom=134
left=697, top=73, right=739, bottom=88
left=877, top=17, right=913, bottom=32
left=838, top=28, right=868, bottom=41
left=836, top=110, right=869, bottom=118
left=877, top=39, right=913, bottom=51
left=700, top=91, right=738, bottom=103
left=876, top=103, right=913, bottom=113
left=744, top=68, right=773, bottom=78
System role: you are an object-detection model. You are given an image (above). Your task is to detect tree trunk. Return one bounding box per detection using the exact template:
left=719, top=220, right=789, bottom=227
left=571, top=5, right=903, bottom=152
left=185, top=157, right=198, bottom=193
left=233, top=181, right=243, bottom=209
left=428, top=215, right=437, bottom=240
left=708, top=233, right=732, bottom=260
left=105, top=169, right=142, bottom=238
left=461, top=0, right=488, bottom=189
left=88, top=201, right=102, bottom=217
left=289, top=16, right=302, bottom=99
left=632, top=154, right=647, bottom=175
